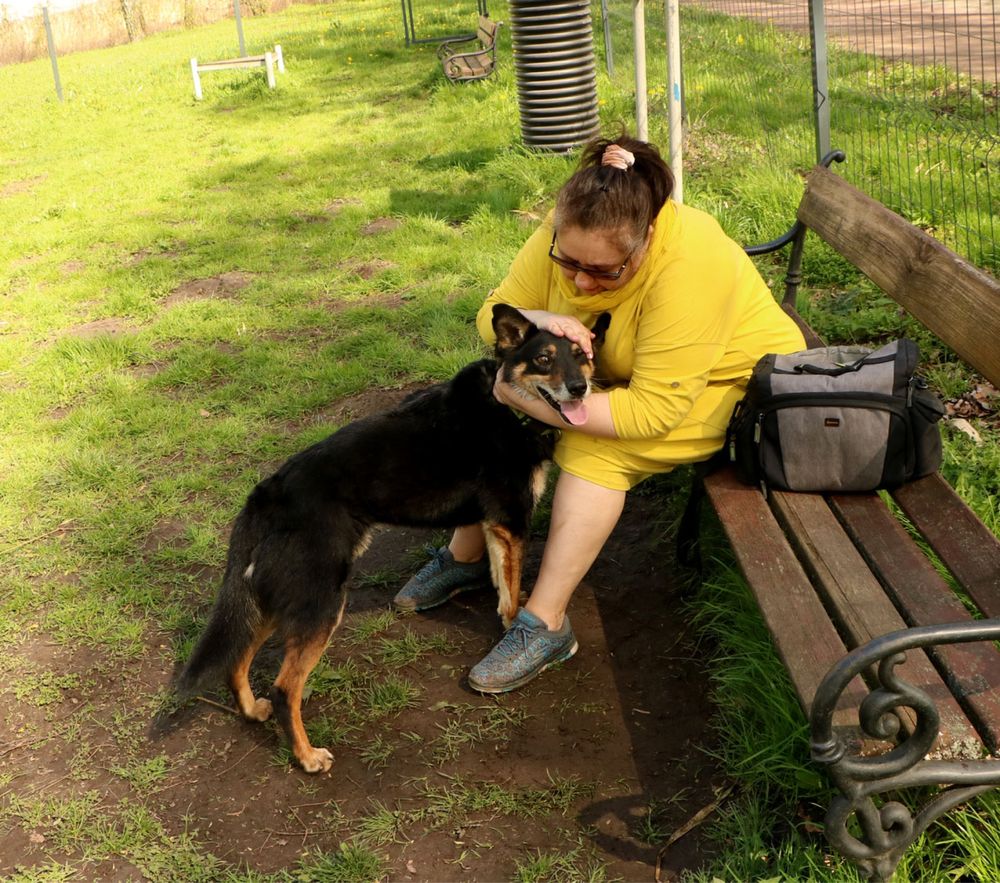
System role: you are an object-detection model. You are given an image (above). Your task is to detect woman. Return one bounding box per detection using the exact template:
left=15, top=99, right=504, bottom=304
left=393, top=134, right=806, bottom=693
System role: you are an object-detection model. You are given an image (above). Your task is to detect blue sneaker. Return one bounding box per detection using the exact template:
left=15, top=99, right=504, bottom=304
left=392, top=546, right=491, bottom=613
left=468, top=608, right=578, bottom=694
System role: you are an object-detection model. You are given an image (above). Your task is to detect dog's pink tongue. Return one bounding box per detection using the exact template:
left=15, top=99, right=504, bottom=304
left=560, top=400, right=589, bottom=426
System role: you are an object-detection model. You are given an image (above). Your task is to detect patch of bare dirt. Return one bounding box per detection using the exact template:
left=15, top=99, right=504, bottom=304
left=61, top=317, right=134, bottom=339
left=0, top=175, right=45, bottom=198
left=324, top=197, right=362, bottom=216
left=162, top=271, right=254, bottom=307
left=361, top=217, right=402, bottom=236
left=341, top=257, right=396, bottom=279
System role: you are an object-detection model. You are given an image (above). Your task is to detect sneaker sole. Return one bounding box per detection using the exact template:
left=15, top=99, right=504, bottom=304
left=392, top=579, right=491, bottom=613
left=468, top=640, right=579, bottom=694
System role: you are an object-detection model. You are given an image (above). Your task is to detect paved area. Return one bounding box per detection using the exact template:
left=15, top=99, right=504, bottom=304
left=687, top=0, right=998, bottom=84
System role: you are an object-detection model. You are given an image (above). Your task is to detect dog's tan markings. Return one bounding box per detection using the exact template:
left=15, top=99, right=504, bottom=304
left=531, top=463, right=551, bottom=503
left=352, top=529, right=373, bottom=561
left=229, top=621, right=276, bottom=721
left=483, top=522, right=523, bottom=627
left=271, top=593, right=347, bottom=774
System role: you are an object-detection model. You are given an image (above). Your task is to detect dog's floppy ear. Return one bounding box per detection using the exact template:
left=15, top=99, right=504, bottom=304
left=591, top=312, right=611, bottom=349
left=492, top=304, right=535, bottom=355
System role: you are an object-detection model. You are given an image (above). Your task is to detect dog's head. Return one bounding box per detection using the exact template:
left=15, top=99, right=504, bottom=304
left=491, top=304, right=610, bottom=427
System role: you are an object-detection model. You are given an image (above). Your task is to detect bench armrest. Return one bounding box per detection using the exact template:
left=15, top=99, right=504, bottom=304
left=809, top=619, right=1000, bottom=881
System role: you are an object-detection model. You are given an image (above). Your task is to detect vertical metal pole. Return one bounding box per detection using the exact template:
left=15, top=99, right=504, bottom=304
left=233, top=0, right=247, bottom=57
left=42, top=4, right=63, bottom=102
left=633, top=0, right=648, bottom=141
left=808, top=0, right=831, bottom=163
left=601, top=0, right=614, bottom=78
left=664, top=0, right=683, bottom=203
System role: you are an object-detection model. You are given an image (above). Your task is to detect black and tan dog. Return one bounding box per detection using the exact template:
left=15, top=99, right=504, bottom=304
left=177, top=304, right=609, bottom=773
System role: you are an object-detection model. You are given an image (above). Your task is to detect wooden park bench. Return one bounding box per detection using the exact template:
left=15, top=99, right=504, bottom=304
left=685, top=151, right=1000, bottom=880
left=190, top=44, right=285, bottom=100
left=437, top=15, right=500, bottom=83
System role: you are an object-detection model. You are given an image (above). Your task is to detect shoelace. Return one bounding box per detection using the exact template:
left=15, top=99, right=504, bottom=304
left=490, top=620, right=535, bottom=660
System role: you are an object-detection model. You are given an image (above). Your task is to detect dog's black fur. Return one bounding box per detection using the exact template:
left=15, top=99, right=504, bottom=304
left=176, top=304, right=610, bottom=772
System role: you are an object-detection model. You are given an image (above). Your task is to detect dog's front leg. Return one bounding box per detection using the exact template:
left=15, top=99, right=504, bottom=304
left=482, top=522, right=524, bottom=628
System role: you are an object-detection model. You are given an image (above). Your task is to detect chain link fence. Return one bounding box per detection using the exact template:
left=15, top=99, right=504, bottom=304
left=595, top=1, right=998, bottom=273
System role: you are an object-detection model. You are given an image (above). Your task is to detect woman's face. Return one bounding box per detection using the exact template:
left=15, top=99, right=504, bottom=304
left=551, top=225, right=651, bottom=293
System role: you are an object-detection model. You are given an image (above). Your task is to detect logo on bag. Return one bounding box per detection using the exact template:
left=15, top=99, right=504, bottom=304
left=824, top=418, right=841, bottom=428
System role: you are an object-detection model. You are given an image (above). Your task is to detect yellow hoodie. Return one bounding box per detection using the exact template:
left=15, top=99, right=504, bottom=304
left=477, top=200, right=806, bottom=490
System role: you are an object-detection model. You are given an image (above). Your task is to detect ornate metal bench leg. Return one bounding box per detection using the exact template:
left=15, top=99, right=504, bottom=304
left=809, top=621, right=1000, bottom=881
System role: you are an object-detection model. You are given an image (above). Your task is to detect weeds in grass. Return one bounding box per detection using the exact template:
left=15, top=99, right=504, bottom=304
left=430, top=702, right=530, bottom=764
left=344, top=610, right=398, bottom=645
left=513, top=846, right=618, bottom=883
left=290, top=843, right=386, bottom=883
left=358, top=735, right=394, bottom=770
left=376, top=628, right=458, bottom=668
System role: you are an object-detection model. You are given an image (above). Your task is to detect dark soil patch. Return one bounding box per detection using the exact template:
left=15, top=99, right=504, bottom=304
left=0, top=175, right=45, bottom=198
left=60, top=317, right=134, bottom=339
left=361, top=217, right=402, bottom=236
left=162, top=271, right=254, bottom=307
left=0, top=386, right=723, bottom=882
left=341, top=258, right=396, bottom=279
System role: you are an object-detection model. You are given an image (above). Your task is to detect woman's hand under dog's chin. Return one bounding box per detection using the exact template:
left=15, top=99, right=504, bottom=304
left=492, top=376, right=619, bottom=439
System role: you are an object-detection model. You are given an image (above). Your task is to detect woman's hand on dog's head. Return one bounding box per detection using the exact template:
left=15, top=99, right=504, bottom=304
left=518, top=310, right=595, bottom=359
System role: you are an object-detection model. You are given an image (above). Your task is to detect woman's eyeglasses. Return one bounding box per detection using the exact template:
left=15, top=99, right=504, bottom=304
left=548, top=232, right=631, bottom=281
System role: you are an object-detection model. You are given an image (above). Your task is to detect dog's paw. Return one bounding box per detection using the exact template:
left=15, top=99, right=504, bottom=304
left=299, top=747, right=334, bottom=774
left=247, top=698, right=273, bottom=722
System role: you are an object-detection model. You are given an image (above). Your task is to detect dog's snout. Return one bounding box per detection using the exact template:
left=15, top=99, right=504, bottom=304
left=566, top=378, right=588, bottom=398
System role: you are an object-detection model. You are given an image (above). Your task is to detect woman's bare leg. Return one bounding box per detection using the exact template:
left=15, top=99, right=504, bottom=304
left=524, top=472, right=625, bottom=630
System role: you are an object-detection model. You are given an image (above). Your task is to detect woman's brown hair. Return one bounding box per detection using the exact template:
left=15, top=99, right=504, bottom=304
left=554, top=133, right=674, bottom=252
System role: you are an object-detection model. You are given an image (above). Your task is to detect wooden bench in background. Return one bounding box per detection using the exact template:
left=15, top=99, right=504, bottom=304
left=190, top=44, right=285, bottom=101
left=691, top=152, right=1000, bottom=880
left=437, top=15, right=500, bottom=83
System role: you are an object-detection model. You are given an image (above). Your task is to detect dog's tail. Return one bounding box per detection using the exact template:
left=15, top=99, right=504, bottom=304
left=175, top=512, right=262, bottom=698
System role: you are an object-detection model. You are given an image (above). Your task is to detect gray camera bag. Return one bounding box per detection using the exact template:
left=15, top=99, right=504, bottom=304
left=727, top=339, right=945, bottom=492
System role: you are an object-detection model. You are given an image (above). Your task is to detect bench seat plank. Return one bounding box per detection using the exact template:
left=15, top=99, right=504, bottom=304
left=797, top=166, right=1000, bottom=389
left=892, top=474, right=1000, bottom=620
left=769, top=490, right=979, bottom=750
left=831, top=493, right=1000, bottom=753
left=704, top=467, right=867, bottom=731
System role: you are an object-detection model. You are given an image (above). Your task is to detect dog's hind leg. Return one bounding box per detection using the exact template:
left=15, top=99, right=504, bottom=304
left=483, top=522, right=524, bottom=628
left=229, top=620, right=276, bottom=722
left=270, top=593, right=348, bottom=774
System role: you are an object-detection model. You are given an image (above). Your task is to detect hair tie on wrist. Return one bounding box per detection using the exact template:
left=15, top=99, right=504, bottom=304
left=601, top=144, right=635, bottom=170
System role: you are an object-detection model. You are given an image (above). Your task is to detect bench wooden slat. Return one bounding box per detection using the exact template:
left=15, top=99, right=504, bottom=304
left=831, top=493, right=1000, bottom=752
left=704, top=467, right=867, bottom=731
left=768, top=490, right=979, bottom=750
left=892, top=474, right=1000, bottom=620
left=797, top=166, right=1000, bottom=389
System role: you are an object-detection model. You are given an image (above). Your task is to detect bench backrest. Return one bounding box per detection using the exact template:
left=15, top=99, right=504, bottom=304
left=477, top=15, right=499, bottom=46
left=798, top=166, right=1000, bottom=388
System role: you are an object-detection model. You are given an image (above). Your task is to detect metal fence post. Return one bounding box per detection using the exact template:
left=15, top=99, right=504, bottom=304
left=42, top=4, right=64, bottom=102
left=664, top=0, right=683, bottom=203
left=233, top=0, right=247, bottom=57
left=633, top=0, right=648, bottom=141
left=601, top=0, right=614, bottom=77
left=808, top=0, right=831, bottom=162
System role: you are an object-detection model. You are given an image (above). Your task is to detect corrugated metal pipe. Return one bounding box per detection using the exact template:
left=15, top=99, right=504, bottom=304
left=508, top=0, right=601, bottom=153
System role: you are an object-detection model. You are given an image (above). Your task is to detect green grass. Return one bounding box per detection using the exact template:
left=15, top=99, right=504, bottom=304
left=2, top=0, right=999, bottom=880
